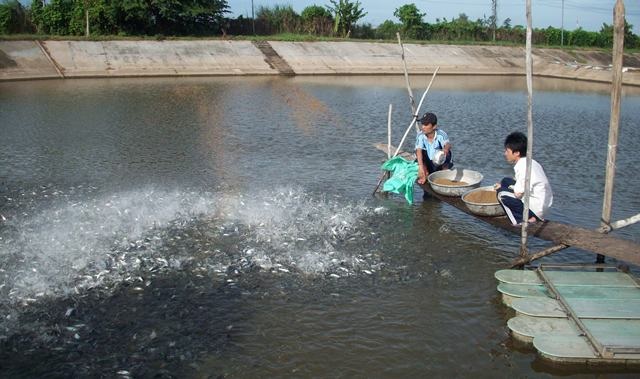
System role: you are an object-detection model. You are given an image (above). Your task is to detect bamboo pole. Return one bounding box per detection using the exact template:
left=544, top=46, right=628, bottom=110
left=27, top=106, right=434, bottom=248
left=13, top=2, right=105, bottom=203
left=397, top=32, right=417, bottom=131
left=372, top=104, right=394, bottom=196
left=387, top=104, right=393, bottom=159
left=606, top=213, right=640, bottom=232
left=393, top=67, right=439, bottom=157
left=510, top=243, right=569, bottom=268
left=520, top=0, right=534, bottom=261
left=372, top=69, right=439, bottom=196
left=372, top=34, right=439, bottom=197
left=599, top=0, right=625, bottom=263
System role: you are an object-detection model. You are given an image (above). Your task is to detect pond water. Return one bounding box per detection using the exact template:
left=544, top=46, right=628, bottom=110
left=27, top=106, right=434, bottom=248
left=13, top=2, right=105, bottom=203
left=1, top=75, right=639, bottom=377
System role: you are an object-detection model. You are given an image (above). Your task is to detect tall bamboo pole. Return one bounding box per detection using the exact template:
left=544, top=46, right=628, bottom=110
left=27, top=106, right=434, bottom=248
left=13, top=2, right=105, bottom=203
left=599, top=0, right=625, bottom=263
left=397, top=33, right=418, bottom=132
left=520, top=0, right=534, bottom=260
left=393, top=68, right=439, bottom=157
left=601, top=0, right=625, bottom=253
left=387, top=104, right=393, bottom=159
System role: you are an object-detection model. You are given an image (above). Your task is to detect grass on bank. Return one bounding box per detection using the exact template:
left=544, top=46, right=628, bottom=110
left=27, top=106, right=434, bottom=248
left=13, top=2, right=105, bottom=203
left=1, top=33, right=638, bottom=53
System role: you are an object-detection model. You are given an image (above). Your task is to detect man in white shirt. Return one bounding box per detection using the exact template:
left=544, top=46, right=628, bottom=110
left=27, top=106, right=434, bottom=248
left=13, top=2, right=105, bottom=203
left=494, top=132, right=553, bottom=225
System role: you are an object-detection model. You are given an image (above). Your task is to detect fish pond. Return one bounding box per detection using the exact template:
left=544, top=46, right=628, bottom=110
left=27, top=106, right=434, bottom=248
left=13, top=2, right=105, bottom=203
left=1, top=75, right=640, bottom=377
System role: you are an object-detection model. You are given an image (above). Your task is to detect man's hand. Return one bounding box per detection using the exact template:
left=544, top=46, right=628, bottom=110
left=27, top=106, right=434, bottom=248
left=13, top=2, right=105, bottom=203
left=417, top=168, right=427, bottom=184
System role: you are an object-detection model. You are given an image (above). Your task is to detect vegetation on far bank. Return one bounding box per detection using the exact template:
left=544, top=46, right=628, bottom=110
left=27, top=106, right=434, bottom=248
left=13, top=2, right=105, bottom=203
left=2, top=32, right=638, bottom=55
left=1, top=0, right=638, bottom=51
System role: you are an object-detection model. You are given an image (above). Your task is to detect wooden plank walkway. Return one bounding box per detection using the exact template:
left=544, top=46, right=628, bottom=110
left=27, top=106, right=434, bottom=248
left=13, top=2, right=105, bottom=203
left=422, top=185, right=640, bottom=265
left=375, top=143, right=640, bottom=265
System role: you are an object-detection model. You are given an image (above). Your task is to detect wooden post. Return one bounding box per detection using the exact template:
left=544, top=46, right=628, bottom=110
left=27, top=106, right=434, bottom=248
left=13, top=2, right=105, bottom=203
left=372, top=104, right=394, bottom=196
left=520, top=0, right=534, bottom=261
left=600, top=0, right=625, bottom=262
left=397, top=33, right=418, bottom=132
left=387, top=104, right=393, bottom=159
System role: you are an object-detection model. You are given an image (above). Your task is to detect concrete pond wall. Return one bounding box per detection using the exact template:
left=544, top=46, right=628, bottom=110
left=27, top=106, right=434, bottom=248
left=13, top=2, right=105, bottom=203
left=1, top=40, right=639, bottom=86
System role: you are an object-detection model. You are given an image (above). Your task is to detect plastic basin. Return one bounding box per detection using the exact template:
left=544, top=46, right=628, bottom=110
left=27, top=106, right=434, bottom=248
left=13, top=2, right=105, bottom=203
left=427, top=168, right=483, bottom=197
left=462, top=186, right=506, bottom=216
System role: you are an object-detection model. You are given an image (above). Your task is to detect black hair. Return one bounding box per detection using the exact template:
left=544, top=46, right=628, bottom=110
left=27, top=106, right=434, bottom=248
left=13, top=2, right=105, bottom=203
left=504, top=132, right=527, bottom=157
left=419, top=112, right=437, bottom=126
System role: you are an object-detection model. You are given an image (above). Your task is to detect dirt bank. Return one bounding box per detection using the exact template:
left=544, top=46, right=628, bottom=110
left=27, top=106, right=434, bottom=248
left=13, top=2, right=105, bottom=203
left=1, top=40, right=638, bottom=86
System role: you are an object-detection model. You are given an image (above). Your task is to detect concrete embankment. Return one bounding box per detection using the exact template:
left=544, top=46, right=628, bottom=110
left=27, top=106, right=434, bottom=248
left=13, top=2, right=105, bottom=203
left=1, top=40, right=639, bottom=86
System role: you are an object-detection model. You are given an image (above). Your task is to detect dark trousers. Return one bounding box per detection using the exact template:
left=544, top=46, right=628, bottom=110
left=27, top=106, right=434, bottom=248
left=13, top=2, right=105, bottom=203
left=420, top=149, right=453, bottom=174
left=420, top=150, right=453, bottom=199
left=497, top=177, right=539, bottom=225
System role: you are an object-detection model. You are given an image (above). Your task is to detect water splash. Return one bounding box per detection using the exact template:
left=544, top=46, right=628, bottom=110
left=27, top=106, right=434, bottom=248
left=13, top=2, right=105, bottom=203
left=215, top=188, right=381, bottom=273
left=1, top=187, right=218, bottom=303
left=0, top=186, right=387, bottom=331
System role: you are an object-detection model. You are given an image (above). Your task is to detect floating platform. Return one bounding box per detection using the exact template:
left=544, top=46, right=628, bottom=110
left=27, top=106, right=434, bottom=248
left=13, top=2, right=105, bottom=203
left=497, top=268, right=640, bottom=365
left=498, top=282, right=640, bottom=306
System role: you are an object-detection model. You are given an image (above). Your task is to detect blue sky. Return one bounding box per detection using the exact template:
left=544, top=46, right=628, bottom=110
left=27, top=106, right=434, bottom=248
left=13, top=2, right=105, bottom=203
left=229, top=0, right=640, bottom=34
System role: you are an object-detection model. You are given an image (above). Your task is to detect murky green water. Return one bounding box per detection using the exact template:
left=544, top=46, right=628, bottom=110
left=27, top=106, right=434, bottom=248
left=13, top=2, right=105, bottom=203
left=1, top=76, right=639, bottom=377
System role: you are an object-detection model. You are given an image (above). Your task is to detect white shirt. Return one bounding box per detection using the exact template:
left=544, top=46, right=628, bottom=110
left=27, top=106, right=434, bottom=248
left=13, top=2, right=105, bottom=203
left=513, top=157, right=553, bottom=219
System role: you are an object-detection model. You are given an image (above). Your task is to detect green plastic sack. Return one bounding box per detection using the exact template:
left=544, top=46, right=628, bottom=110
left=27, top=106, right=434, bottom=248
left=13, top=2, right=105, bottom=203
left=381, top=156, right=418, bottom=204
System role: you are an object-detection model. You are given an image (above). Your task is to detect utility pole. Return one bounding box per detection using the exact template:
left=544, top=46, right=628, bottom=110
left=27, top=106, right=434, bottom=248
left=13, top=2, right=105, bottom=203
left=84, top=0, right=90, bottom=37
left=251, top=0, right=255, bottom=35
left=492, top=0, right=497, bottom=42
left=561, top=0, right=564, bottom=46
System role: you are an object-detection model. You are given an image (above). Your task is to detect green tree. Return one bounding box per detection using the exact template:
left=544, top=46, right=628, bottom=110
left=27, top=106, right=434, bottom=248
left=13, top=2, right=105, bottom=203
left=326, top=0, right=366, bottom=38
left=567, top=28, right=599, bottom=47
left=300, top=4, right=331, bottom=35
left=40, top=0, right=74, bottom=35
left=92, top=0, right=144, bottom=35
left=86, top=0, right=120, bottom=35
left=352, top=21, right=374, bottom=38
left=544, top=26, right=562, bottom=45
left=624, top=20, right=639, bottom=49
left=28, top=0, right=44, bottom=33
left=99, top=0, right=228, bottom=36
left=598, top=22, right=613, bottom=47
left=376, top=19, right=399, bottom=40
left=393, top=3, right=424, bottom=39
left=0, top=0, right=28, bottom=34
left=257, top=4, right=300, bottom=34
left=599, top=20, right=638, bottom=49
